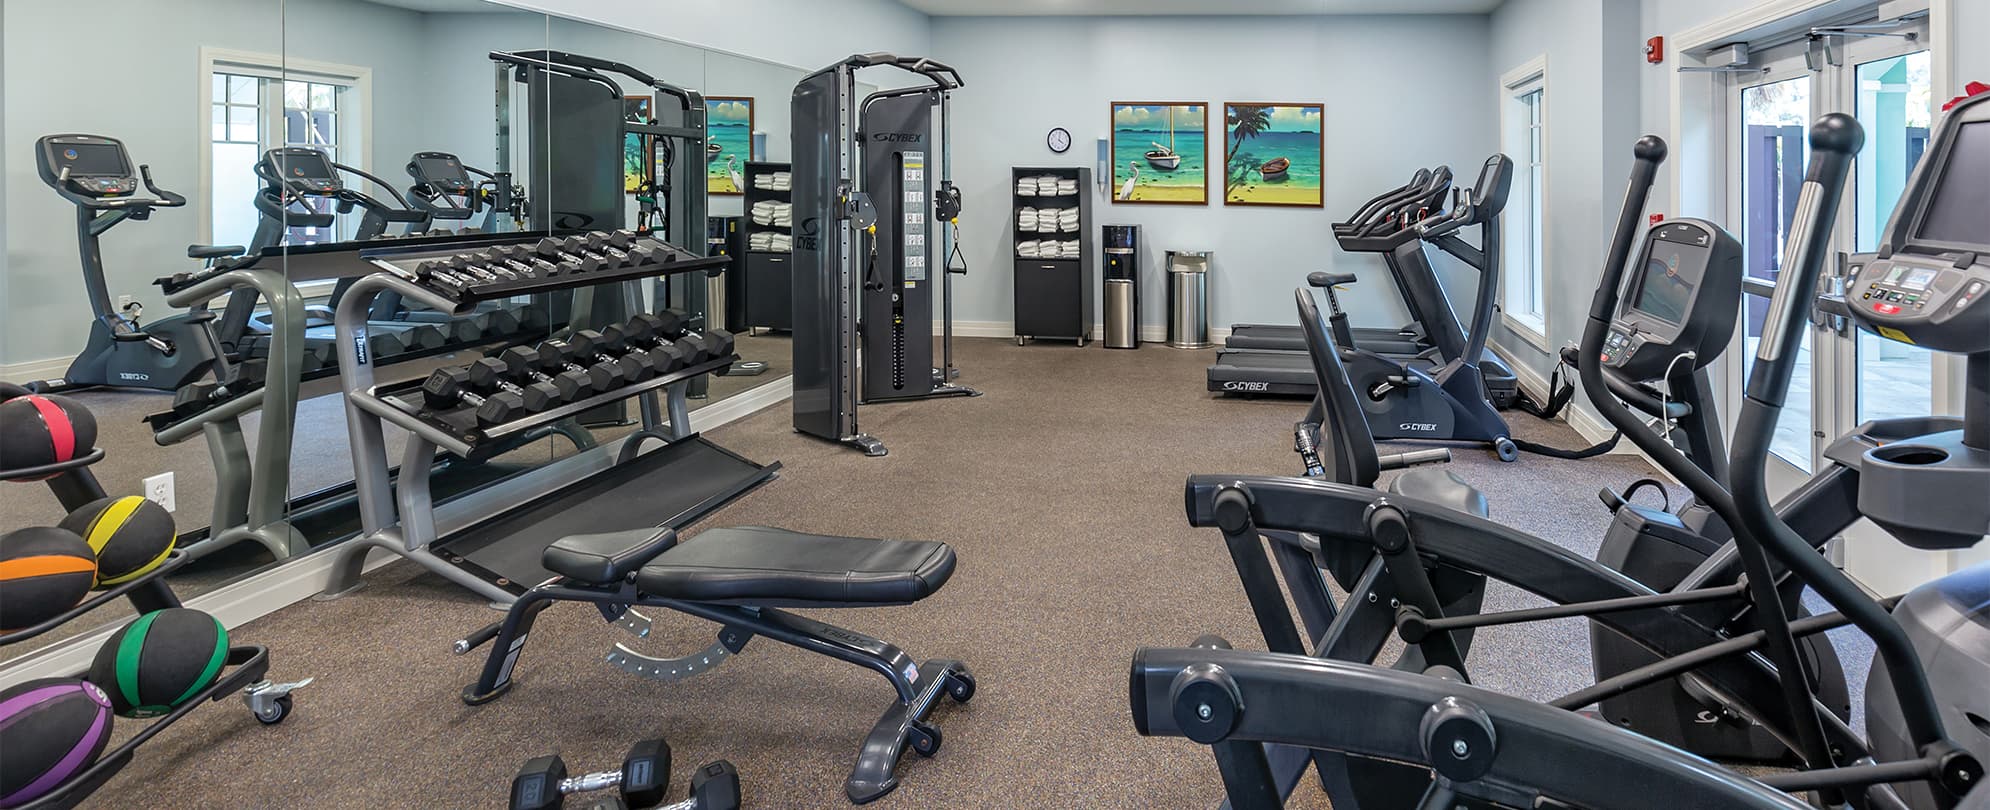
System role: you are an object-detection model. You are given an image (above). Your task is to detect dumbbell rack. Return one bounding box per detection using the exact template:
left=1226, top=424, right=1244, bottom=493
left=320, top=232, right=779, bottom=604
left=0, top=451, right=295, bottom=810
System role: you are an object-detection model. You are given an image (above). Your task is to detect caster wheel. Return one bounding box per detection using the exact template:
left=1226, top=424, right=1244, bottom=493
left=947, top=672, right=976, bottom=703
left=254, top=695, right=293, bottom=725
left=1494, top=439, right=1519, bottom=463
left=909, top=722, right=942, bottom=757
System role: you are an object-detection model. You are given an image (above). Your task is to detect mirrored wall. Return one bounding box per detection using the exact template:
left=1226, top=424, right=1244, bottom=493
left=1, top=0, right=817, bottom=659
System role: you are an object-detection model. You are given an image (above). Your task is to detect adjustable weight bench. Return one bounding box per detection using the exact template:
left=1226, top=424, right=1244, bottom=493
left=457, top=525, right=975, bottom=805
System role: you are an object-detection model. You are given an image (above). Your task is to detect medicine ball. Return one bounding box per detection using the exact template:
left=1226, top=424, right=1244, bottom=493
left=88, top=608, right=230, bottom=718
left=0, top=678, right=114, bottom=808
left=0, top=527, right=98, bottom=632
left=59, top=496, right=176, bottom=586
left=0, top=395, right=97, bottom=478
left=0, top=382, right=30, bottom=402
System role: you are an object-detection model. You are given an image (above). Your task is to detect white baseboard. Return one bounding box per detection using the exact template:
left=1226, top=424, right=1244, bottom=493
left=0, top=376, right=793, bottom=686
left=0, top=356, right=72, bottom=384
left=1487, top=344, right=1643, bottom=458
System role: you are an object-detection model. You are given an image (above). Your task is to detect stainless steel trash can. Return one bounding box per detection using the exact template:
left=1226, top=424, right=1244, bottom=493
left=1166, top=250, right=1212, bottom=349
left=1104, top=278, right=1136, bottom=348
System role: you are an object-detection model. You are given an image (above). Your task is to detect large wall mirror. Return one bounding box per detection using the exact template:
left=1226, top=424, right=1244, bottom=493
left=0, top=0, right=817, bottom=664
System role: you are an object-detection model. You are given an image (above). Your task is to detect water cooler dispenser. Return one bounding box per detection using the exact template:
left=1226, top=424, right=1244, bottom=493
left=1102, top=225, right=1141, bottom=349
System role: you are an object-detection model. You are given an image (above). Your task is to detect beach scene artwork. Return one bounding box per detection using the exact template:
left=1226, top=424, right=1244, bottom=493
left=706, top=96, right=754, bottom=195
left=622, top=96, right=652, bottom=194
left=1111, top=103, right=1208, bottom=205
left=1224, top=103, right=1324, bottom=207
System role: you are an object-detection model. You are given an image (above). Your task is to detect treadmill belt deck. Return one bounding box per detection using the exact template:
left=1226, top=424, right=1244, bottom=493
left=437, top=436, right=778, bottom=592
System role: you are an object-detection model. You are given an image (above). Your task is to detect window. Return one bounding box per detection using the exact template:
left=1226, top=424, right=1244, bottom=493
left=199, top=49, right=370, bottom=250
left=1500, top=57, right=1549, bottom=347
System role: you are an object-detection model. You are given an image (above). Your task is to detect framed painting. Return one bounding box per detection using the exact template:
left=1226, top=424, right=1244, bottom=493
left=1109, top=102, right=1208, bottom=205
left=623, top=95, right=653, bottom=194
left=1222, top=103, right=1324, bottom=207
left=705, top=96, right=754, bottom=195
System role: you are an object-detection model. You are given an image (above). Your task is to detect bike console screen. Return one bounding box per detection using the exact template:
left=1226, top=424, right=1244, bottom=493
left=38, top=135, right=136, bottom=196
left=1630, top=251, right=1698, bottom=325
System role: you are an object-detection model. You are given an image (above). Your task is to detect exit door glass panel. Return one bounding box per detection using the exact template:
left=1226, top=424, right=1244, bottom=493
left=1853, top=51, right=1937, bottom=423
left=1738, top=75, right=1814, bottom=470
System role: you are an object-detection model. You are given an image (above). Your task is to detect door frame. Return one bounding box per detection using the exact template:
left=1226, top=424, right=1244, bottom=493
left=1666, top=0, right=1969, bottom=590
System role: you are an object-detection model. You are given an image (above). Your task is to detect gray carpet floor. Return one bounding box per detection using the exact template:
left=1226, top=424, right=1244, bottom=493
left=30, top=338, right=1858, bottom=808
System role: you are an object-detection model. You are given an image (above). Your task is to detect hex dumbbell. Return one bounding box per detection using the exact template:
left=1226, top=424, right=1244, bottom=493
left=423, top=366, right=529, bottom=425
left=509, top=344, right=615, bottom=401
left=564, top=329, right=659, bottom=384
left=604, top=315, right=692, bottom=375
left=509, top=738, right=669, bottom=810
left=469, top=354, right=567, bottom=413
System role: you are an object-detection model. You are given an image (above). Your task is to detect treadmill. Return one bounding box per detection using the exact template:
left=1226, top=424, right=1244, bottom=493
left=1223, top=168, right=1451, bottom=357
left=1208, top=155, right=1519, bottom=406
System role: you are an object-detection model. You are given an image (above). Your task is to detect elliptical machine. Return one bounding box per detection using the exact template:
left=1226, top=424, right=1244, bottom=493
left=29, top=134, right=225, bottom=394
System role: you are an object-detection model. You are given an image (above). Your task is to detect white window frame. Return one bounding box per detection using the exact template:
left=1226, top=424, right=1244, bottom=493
left=196, top=47, right=373, bottom=251
left=1499, top=54, right=1551, bottom=350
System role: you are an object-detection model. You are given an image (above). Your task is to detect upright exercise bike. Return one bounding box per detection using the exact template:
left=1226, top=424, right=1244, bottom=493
left=30, top=134, right=224, bottom=394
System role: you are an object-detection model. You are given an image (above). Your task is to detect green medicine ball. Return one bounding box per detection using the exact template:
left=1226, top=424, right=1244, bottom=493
left=87, top=609, right=229, bottom=718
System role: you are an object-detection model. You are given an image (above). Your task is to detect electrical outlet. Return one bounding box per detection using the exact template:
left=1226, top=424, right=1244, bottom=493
left=117, top=294, right=137, bottom=311
left=143, top=472, right=176, bottom=513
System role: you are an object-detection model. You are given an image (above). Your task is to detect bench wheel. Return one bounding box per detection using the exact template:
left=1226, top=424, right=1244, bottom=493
left=946, top=671, right=976, bottom=703
left=908, top=721, right=942, bottom=757
left=254, top=695, right=293, bottom=725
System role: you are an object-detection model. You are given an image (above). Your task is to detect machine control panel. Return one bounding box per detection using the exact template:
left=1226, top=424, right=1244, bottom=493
left=1599, top=218, right=1742, bottom=380
left=900, top=151, right=928, bottom=284
left=1846, top=253, right=1989, bottom=353
left=37, top=135, right=139, bottom=197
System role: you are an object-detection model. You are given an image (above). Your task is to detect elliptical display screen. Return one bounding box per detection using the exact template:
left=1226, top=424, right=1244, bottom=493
left=53, top=142, right=130, bottom=177
left=274, top=150, right=336, bottom=182
left=1914, top=120, right=1990, bottom=249
left=1630, top=246, right=1700, bottom=325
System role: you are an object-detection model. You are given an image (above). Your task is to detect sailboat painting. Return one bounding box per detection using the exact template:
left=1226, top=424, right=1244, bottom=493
left=1223, top=102, right=1324, bottom=207
left=1110, top=102, right=1207, bottom=205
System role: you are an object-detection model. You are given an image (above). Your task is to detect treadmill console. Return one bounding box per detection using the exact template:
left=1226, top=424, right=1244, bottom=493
left=36, top=134, right=138, bottom=197
left=407, top=151, right=474, bottom=195
left=1846, top=99, right=1990, bottom=354
left=1598, top=218, right=1742, bottom=380
left=262, top=147, right=342, bottom=195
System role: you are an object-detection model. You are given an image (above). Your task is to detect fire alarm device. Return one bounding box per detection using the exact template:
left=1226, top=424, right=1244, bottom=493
left=1649, top=213, right=1666, bottom=226
left=1645, top=36, right=1664, bottom=64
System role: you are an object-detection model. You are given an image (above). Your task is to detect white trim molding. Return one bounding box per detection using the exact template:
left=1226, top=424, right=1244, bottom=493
left=1499, top=54, right=1551, bottom=348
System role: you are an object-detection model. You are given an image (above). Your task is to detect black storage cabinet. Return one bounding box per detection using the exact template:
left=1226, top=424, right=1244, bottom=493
left=743, top=160, right=793, bottom=331
left=1012, top=166, right=1094, bottom=346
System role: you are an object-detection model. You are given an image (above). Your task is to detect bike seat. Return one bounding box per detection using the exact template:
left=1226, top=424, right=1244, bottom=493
left=188, top=244, right=246, bottom=260
left=1308, top=272, right=1358, bottom=288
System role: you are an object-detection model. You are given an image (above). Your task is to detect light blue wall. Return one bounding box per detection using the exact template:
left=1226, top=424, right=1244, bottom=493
left=931, top=14, right=1497, bottom=333
left=3, top=0, right=287, bottom=368
left=1954, top=2, right=1988, bottom=96
left=1485, top=0, right=1641, bottom=399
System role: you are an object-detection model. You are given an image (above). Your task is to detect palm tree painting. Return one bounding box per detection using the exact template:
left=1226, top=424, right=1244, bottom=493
left=1224, top=102, right=1325, bottom=207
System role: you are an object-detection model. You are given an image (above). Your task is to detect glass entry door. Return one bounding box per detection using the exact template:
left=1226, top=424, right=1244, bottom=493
left=1731, top=48, right=1825, bottom=493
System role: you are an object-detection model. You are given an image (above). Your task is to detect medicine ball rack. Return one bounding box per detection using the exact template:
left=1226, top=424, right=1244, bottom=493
left=1, top=449, right=300, bottom=810
left=316, top=231, right=780, bottom=604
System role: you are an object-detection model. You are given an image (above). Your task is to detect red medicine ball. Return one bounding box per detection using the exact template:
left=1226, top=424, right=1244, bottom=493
left=0, top=395, right=98, bottom=479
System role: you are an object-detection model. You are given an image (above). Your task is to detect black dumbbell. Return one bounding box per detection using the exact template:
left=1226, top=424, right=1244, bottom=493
left=529, top=339, right=626, bottom=394
left=423, top=366, right=529, bottom=425
left=622, top=311, right=688, bottom=343
left=470, top=354, right=566, bottom=413
left=678, top=330, right=736, bottom=366
left=606, top=317, right=692, bottom=375
left=566, top=329, right=659, bottom=384
left=517, top=304, right=551, bottom=334
left=505, top=344, right=610, bottom=401
left=510, top=738, right=670, bottom=810
left=411, top=261, right=472, bottom=296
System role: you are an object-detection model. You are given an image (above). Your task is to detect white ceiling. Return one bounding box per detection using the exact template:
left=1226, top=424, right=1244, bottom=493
left=898, top=0, right=1502, bottom=15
